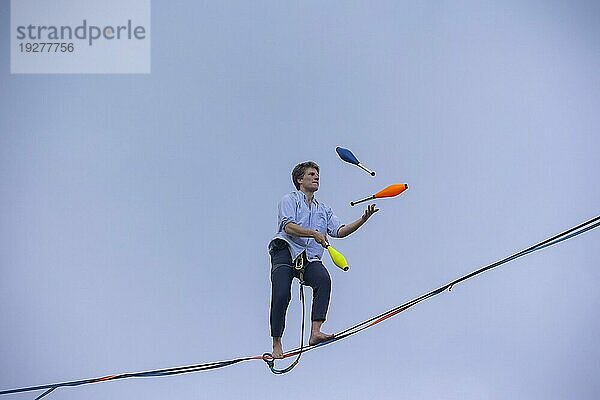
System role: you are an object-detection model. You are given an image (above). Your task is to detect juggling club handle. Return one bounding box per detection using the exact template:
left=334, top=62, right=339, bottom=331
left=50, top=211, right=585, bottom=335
left=358, top=164, right=376, bottom=176
left=350, top=195, right=375, bottom=207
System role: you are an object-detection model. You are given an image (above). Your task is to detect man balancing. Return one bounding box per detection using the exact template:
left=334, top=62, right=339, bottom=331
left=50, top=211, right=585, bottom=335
left=268, top=161, right=378, bottom=359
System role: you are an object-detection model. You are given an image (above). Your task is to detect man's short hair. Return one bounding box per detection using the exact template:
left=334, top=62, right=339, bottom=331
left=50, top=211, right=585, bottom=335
left=292, top=161, right=320, bottom=190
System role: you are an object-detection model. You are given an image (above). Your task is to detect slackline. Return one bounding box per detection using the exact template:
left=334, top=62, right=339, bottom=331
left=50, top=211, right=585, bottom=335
left=1, top=215, right=598, bottom=400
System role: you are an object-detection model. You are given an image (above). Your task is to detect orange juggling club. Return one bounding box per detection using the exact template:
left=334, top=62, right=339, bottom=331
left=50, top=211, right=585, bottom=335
left=350, top=183, right=409, bottom=206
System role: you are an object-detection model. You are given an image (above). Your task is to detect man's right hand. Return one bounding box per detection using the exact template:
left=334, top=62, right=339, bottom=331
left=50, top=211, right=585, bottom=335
left=284, top=223, right=330, bottom=247
left=312, top=230, right=329, bottom=248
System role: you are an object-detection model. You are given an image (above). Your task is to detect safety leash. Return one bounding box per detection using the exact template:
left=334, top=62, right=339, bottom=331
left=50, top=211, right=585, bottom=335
left=263, top=252, right=307, bottom=374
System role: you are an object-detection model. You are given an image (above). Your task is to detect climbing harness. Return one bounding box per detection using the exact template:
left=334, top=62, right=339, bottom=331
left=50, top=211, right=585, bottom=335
left=1, top=215, right=598, bottom=400
left=294, top=251, right=306, bottom=282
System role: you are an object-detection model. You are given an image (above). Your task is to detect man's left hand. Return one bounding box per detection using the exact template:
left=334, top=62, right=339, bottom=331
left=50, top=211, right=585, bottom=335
left=362, top=204, right=379, bottom=222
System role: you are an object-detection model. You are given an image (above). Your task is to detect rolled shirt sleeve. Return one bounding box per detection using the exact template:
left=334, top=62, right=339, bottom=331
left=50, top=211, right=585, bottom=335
left=325, top=205, right=344, bottom=238
left=277, top=194, right=298, bottom=232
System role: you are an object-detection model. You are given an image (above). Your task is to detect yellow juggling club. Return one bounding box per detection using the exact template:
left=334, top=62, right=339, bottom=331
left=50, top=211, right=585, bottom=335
left=326, top=245, right=349, bottom=271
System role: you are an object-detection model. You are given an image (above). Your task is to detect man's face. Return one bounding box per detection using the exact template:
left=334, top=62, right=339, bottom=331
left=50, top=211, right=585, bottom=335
left=298, top=167, right=319, bottom=192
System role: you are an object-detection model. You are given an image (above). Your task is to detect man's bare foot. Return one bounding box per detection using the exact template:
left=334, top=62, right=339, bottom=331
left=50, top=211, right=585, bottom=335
left=272, top=337, right=284, bottom=359
left=309, top=331, right=334, bottom=346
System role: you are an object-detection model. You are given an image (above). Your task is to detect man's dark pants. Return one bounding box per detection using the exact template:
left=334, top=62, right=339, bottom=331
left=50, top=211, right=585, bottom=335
left=269, top=239, right=331, bottom=338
